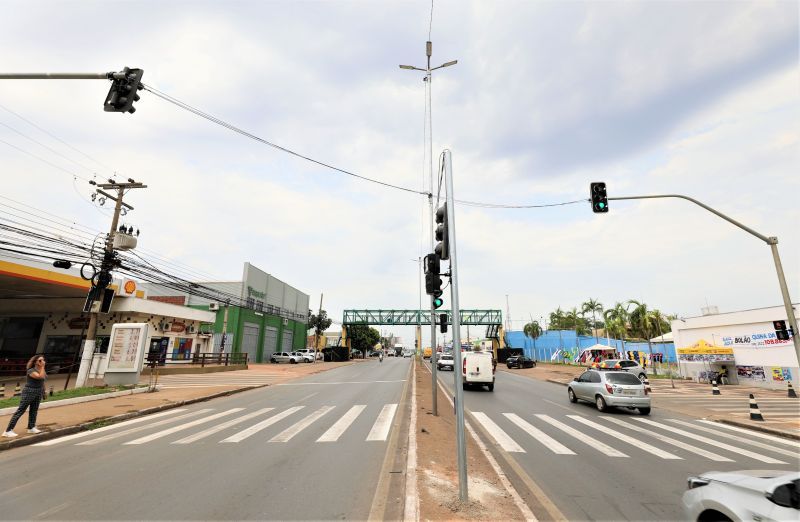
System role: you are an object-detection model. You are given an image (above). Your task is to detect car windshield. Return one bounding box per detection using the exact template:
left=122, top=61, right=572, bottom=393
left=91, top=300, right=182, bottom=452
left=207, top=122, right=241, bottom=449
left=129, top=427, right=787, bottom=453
left=606, top=373, right=644, bottom=385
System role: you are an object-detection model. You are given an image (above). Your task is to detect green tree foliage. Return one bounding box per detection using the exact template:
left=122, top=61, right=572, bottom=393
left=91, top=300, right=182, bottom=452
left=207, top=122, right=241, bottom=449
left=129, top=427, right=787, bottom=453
left=523, top=321, right=542, bottom=349
left=348, top=324, right=381, bottom=354
left=582, top=298, right=603, bottom=343
left=307, top=309, right=333, bottom=345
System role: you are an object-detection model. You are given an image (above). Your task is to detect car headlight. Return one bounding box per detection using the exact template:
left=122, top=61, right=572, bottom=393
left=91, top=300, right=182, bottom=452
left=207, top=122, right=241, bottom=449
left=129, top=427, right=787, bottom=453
left=687, top=477, right=710, bottom=490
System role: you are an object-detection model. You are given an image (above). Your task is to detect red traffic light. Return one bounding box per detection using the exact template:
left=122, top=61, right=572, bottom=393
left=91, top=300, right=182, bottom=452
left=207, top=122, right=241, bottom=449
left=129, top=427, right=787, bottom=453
left=773, top=320, right=787, bottom=331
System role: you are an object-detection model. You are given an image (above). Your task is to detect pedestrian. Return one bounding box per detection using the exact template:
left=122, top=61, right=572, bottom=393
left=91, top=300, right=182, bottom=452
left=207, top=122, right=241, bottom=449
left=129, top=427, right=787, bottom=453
left=3, top=355, right=47, bottom=438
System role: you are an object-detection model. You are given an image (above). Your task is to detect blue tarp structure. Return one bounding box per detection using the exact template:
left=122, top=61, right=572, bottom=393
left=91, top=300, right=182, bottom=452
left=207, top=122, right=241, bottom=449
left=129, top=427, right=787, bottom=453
left=504, top=330, right=676, bottom=362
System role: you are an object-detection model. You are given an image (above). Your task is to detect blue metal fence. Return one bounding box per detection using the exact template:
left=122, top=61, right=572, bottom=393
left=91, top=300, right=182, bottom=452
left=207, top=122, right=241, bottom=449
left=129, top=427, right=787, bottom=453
left=504, top=330, right=676, bottom=362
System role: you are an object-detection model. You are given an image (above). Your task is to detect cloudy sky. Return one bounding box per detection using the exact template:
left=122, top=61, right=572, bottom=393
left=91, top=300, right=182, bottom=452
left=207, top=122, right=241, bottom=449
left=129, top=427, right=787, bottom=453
left=1, top=0, right=797, bottom=345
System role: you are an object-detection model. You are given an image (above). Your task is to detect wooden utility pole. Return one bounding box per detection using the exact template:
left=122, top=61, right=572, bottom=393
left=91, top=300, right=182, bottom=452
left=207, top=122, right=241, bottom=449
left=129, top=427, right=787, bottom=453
left=75, top=179, right=146, bottom=387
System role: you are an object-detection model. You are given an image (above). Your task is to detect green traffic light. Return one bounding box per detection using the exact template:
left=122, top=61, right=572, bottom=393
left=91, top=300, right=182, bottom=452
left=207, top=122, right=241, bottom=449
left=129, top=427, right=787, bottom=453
left=599, top=202, right=605, bottom=209
left=433, top=297, right=444, bottom=309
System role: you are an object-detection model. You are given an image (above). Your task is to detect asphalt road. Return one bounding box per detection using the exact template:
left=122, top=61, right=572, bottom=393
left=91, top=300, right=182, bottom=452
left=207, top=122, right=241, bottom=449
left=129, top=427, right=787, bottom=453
left=0, top=358, right=410, bottom=520
left=425, top=360, right=800, bottom=521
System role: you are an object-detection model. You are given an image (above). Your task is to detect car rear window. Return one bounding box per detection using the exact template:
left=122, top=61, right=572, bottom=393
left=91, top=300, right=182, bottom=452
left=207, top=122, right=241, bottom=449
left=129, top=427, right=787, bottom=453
left=606, top=373, right=643, bottom=385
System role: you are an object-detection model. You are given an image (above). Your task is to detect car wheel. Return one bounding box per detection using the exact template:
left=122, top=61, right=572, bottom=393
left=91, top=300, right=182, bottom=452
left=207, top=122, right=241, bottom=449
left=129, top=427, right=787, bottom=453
left=595, top=395, right=607, bottom=412
left=462, top=382, right=468, bottom=391
left=638, top=373, right=647, bottom=382
left=568, top=388, right=578, bottom=403
left=270, top=359, right=276, bottom=364
left=487, top=383, right=494, bottom=392
left=532, top=361, right=537, bottom=368
left=290, top=359, right=297, bottom=364
left=638, top=407, right=651, bottom=415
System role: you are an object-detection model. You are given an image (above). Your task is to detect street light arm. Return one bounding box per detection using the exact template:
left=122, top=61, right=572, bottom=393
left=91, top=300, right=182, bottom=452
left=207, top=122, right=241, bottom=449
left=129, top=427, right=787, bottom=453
left=431, top=60, right=458, bottom=71
left=399, top=65, right=425, bottom=71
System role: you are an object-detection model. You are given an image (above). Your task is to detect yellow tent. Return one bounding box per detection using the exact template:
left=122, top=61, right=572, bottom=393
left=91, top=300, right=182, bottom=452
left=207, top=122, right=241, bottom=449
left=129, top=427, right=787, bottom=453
left=677, top=339, right=733, bottom=355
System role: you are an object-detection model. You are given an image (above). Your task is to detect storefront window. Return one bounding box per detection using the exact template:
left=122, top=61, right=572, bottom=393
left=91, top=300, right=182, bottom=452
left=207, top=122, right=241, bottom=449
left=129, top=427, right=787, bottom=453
left=173, top=338, right=193, bottom=360
left=95, top=336, right=111, bottom=354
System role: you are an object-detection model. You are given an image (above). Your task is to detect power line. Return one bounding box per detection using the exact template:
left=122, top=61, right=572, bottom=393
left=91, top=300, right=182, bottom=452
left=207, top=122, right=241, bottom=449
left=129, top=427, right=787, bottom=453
left=0, top=119, right=98, bottom=175
left=0, top=137, right=92, bottom=182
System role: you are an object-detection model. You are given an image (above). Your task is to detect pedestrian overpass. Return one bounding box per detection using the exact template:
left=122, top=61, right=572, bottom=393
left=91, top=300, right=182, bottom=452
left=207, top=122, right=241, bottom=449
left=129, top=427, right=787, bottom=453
left=340, top=309, right=506, bottom=353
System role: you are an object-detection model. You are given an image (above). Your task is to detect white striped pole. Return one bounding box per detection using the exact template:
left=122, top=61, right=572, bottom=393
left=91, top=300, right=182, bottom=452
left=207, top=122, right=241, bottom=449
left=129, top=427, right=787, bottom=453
left=749, top=394, right=764, bottom=421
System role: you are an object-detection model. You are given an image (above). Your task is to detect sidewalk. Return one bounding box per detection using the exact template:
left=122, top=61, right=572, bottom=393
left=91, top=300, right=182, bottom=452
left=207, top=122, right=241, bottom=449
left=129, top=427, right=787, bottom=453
left=499, top=363, right=800, bottom=439
left=0, top=361, right=353, bottom=449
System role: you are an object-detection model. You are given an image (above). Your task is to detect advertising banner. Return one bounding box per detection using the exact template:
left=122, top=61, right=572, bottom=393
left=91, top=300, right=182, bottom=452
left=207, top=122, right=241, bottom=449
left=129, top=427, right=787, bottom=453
left=106, top=323, right=148, bottom=373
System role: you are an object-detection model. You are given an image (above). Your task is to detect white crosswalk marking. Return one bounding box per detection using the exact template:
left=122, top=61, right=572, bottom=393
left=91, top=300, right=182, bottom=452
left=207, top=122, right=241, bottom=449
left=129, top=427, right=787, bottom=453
left=34, top=409, right=188, bottom=446
left=697, top=420, right=800, bottom=448
left=77, top=409, right=213, bottom=446
left=173, top=408, right=275, bottom=444
left=473, top=412, right=525, bottom=453
left=633, top=418, right=786, bottom=464
left=503, top=413, right=574, bottom=455
left=317, top=405, right=366, bottom=442
left=666, top=419, right=800, bottom=459
left=366, top=404, right=398, bottom=441
left=220, top=407, right=304, bottom=443
left=567, top=415, right=681, bottom=460
left=601, top=417, right=733, bottom=462
left=124, top=409, right=244, bottom=445
left=534, top=415, right=628, bottom=457
left=269, top=406, right=335, bottom=442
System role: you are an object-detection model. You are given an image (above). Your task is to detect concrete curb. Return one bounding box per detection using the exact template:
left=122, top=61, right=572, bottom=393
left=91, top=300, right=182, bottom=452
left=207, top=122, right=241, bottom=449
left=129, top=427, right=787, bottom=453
left=716, top=418, right=800, bottom=441
left=0, top=386, right=153, bottom=416
left=546, top=379, right=568, bottom=387
left=0, top=385, right=265, bottom=452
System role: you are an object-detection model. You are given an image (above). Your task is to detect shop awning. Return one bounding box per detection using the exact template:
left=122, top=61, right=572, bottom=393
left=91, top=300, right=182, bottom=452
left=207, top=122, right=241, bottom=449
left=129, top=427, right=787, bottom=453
left=676, top=339, right=732, bottom=355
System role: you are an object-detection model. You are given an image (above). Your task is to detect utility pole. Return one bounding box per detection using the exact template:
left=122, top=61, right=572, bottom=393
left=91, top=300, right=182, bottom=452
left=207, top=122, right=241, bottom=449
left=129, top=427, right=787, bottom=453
left=75, top=179, right=146, bottom=387
left=315, top=293, right=324, bottom=362
left=608, top=193, right=800, bottom=367
left=400, top=41, right=457, bottom=417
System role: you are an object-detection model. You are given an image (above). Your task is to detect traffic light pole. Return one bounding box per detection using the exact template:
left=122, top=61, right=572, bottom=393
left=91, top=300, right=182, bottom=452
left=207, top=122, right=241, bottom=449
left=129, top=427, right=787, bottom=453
left=609, top=194, right=800, bottom=365
left=443, top=150, right=468, bottom=502
left=429, top=195, right=439, bottom=417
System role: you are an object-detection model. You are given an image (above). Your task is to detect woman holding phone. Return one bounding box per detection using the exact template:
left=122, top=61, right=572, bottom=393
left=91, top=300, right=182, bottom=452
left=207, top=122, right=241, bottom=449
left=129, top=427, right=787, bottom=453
left=2, top=354, right=47, bottom=438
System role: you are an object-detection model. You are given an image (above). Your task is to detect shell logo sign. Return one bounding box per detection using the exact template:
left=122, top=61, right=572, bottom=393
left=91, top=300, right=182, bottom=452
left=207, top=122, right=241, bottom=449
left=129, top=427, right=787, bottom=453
left=122, top=280, right=137, bottom=296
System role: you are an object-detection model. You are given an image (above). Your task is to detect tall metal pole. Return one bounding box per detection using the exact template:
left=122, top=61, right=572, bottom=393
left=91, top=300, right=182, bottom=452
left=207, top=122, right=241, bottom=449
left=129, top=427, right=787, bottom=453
left=444, top=150, right=468, bottom=502
left=609, top=194, right=799, bottom=365
left=418, top=257, right=423, bottom=358
left=426, top=41, right=439, bottom=417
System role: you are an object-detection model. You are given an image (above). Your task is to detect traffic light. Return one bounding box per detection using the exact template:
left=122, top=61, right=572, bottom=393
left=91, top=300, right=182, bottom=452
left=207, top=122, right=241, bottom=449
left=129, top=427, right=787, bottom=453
left=439, top=313, right=448, bottom=333
left=433, top=295, right=444, bottom=309
left=774, top=320, right=790, bottom=341
left=104, top=67, right=144, bottom=114
left=435, top=204, right=449, bottom=260
left=590, top=182, right=608, bottom=213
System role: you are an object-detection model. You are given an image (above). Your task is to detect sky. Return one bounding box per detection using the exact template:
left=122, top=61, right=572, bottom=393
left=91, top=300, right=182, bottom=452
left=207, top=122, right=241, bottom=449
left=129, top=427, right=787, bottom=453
left=0, top=0, right=798, bottom=346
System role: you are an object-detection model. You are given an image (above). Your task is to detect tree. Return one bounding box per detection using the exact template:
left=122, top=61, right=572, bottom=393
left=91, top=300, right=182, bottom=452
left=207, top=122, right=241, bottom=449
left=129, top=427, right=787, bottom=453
left=582, top=298, right=603, bottom=344
left=307, top=309, right=333, bottom=349
left=549, top=307, right=566, bottom=330
left=347, top=324, right=380, bottom=356
left=628, top=300, right=657, bottom=375
left=603, top=303, right=629, bottom=354
left=523, top=321, right=542, bottom=359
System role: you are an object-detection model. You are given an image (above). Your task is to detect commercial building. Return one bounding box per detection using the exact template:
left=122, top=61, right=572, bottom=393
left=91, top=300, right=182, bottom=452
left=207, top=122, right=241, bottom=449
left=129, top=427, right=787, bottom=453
left=140, top=262, right=309, bottom=363
left=670, top=304, right=799, bottom=389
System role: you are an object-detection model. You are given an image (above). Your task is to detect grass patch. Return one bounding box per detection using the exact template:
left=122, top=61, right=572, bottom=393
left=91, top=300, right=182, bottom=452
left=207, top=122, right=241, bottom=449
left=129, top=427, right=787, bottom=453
left=0, top=384, right=140, bottom=409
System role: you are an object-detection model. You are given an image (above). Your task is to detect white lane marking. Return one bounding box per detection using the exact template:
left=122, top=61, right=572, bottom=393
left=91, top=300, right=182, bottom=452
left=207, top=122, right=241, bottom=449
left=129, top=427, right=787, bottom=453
left=602, top=417, right=733, bottom=462
left=124, top=409, right=243, bottom=445
left=277, top=380, right=406, bottom=386
left=503, top=414, right=575, bottom=455
left=317, top=405, right=366, bottom=442
left=666, top=419, right=799, bottom=459
left=697, top=420, right=800, bottom=448
left=172, top=408, right=275, bottom=444
left=534, top=415, right=628, bottom=458
left=633, top=418, right=786, bottom=464
left=34, top=409, right=188, bottom=446
left=366, top=404, right=399, bottom=442
left=472, top=412, right=525, bottom=453
left=567, top=415, right=681, bottom=460
left=220, top=407, right=304, bottom=443
left=269, top=406, right=335, bottom=442
left=77, top=409, right=212, bottom=445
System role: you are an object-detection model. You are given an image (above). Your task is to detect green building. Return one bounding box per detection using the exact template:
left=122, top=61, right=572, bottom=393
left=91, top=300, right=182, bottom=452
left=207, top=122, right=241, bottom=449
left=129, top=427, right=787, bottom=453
left=141, top=262, right=309, bottom=363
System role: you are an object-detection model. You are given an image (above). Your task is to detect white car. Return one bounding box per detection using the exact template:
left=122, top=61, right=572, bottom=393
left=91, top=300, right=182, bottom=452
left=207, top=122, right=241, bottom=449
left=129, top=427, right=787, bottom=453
left=295, top=349, right=321, bottom=362
left=462, top=349, right=495, bottom=391
left=437, top=353, right=454, bottom=371
left=682, top=470, right=799, bottom=522
left=291, top=351, right=314, bottom=363
left=270, top=352, right=303, bottom=364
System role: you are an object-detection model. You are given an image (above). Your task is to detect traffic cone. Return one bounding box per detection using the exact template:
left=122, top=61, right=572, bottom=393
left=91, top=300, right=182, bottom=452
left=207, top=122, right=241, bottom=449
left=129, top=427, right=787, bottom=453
left=788, top=381, right=798, bottom=399
left=711, top=380, right=721, bottom=395
left=749, top=394, right=764, bottom=421
left=0, top=382, right=4, bottom=397
left=13, top=382, right=21, bottom=397
left=644, top=377, right=652, bottom=394
left=49, top=385, right=54, bottom=397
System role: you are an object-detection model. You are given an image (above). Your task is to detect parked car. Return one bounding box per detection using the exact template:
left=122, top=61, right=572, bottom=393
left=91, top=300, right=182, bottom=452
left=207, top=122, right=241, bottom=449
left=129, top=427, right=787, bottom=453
left=682, top=470, right=799, bottom=522
left=437, top=353, right=454, bottom=371
left=506, top=355, right=536, bottom=369
left=270, top=352, right=304, bottom=364
left=598, top=359, right=648, bottom=381
left=568, top=369, right=651, bottom=414
left=462, top=349, right=496, bottom=391
left=350, top=349, right=363, bottom=359
left=291, top=351, right=314, bottom=363
left=368, top=351, right=381, bottom=357
left=296, top=349, right=323, bottom=361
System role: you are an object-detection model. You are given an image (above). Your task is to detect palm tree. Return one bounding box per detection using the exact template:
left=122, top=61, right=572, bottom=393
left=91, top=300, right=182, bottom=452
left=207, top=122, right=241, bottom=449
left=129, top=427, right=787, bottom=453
left=628, top=300, right=657, bottom=375
left=523, top=321, right=542, bottom=360
left=604, top=303, right=629, bottom=354
left=582, top=298, right=603, bottom=344
left=549, top=307, right=566, bottom=330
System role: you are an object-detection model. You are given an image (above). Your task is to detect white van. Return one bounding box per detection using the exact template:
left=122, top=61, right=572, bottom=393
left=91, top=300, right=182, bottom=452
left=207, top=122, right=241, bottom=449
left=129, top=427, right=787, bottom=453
left=462, top=349, right=496, bottom=391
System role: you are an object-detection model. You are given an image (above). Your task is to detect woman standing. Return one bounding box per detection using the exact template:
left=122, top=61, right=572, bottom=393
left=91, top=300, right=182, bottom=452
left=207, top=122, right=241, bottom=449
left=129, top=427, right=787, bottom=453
left=2, top=355, right=47, bottom=438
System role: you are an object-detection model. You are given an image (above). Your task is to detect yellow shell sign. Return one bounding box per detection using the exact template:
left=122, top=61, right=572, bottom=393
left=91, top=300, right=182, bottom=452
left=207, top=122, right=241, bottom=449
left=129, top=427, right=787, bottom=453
left=677, top=339, right=733, bottom=355
left=123, top=280, right=137, bottom=295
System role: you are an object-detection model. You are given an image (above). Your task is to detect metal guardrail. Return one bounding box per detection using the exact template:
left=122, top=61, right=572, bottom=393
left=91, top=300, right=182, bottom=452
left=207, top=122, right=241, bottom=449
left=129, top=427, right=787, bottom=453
left=146, top=352, right=248, bottom=367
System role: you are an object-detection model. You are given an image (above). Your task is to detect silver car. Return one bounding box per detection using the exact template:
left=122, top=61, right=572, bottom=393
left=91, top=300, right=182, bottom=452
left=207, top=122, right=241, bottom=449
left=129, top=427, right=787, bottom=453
left=437, top=353, right=454, bottom=371
left=568, top=369, right=651, bottom=414
left=599, top=359, right=648, bottom=381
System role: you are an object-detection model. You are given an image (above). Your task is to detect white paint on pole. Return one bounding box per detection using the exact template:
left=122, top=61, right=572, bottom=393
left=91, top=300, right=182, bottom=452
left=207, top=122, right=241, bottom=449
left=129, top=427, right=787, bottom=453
left=172, top=408, right=275, bottom=444
left=269, top=406, right=335, bottom=443
left=317, top=405, right=366, bottom=442
left=366, top=404, right=398, bottom=441
left=534, top=415, right=628, bottom=457
left=220, top=406, right=304, bottom=443
left=34, top=409, right=188, bottom=446
left=124, top=408, right=243, bottom=445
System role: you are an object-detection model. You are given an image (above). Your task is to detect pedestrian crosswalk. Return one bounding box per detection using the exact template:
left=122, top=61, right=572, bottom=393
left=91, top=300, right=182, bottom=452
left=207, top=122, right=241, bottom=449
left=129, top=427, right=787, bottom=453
left=471, top=410, right=800, bottom=466
left=35, top=403, right=399, bottom=448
